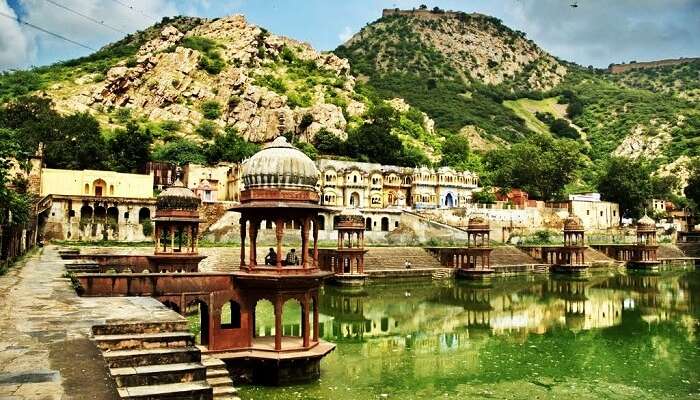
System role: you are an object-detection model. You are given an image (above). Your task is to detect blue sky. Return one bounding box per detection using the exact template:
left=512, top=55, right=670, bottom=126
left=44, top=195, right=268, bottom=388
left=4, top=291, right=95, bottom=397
left=1, top=0, right=699, bottom=71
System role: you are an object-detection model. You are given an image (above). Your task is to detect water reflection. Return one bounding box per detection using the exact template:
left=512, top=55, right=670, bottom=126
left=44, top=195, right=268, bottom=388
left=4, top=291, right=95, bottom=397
left=245, top=269, right=700, bottom=400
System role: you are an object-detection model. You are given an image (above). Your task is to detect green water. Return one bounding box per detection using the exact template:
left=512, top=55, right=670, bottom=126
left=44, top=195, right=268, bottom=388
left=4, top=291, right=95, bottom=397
left=240, top=269, right=700, bottom=400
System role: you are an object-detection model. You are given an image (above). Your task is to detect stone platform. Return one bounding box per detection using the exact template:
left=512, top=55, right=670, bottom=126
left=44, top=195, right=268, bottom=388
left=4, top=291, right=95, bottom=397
left=0, top=246, right=188, bottom=399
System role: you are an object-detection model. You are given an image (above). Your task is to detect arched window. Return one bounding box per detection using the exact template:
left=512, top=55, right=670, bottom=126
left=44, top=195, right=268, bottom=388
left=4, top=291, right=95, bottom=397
left=381, top=217, right=389, bottom=232
left=84, top=184, right=89, bottom=195
left=94, top=206, right=107, bottom=223
left=109, top=185, right=115, bottom=196
left=220, top=300, right=241, bottom=329
left=317, top=215, right=325, bottom=231
left=79, top=206, right=92, bottom=221
left=93, top=179, right=106, bottom=197
left=365, top=217, right=372, bottom=231
left=138, top=207, right=151, bottom=223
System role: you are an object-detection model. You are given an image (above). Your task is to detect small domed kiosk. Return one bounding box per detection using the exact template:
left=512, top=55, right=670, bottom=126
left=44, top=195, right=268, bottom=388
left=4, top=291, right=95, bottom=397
left=455, top=215, right=495, bottom=279
left=629, top=213, right=660, bottom=270
left=319, top=208, right=368, bottom=285
left=228, top=136, right=335, bottom=384
left=551, top=213, right=589, bottom=274
left=149, top=170, right=205, bottom=272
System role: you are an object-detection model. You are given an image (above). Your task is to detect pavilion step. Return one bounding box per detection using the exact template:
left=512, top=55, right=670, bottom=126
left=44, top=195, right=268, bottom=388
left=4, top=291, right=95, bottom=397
left=206, top=368, right=229, bottom=379
left=116, top=380, right=212, bottom=400
left=207, top=376, right=234, bottom=388
left=111, top=362, right=206, bottom=387
left=104, top=347, right=202, bottom=369
left=94, top=331, right=194, bottom=351
left=93, top=321, right=190, bottom=336
left=213, top=386, right=239, bottom=398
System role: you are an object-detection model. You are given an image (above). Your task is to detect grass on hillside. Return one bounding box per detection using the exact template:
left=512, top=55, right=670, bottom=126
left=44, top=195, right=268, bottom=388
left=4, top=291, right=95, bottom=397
left=502, top=98, right=563, bottom=135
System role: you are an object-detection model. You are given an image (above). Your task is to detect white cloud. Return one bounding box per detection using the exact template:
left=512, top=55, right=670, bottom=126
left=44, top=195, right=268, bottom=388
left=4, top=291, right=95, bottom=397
left=338, top=26, right=353, bottom=43
left=0, top=1, right=34, bottom=70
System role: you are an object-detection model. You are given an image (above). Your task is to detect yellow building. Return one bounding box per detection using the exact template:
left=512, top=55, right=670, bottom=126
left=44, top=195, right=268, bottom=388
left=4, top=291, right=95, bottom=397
left=40, top=168, right=153, bottom=199
left=183, top=163, right=236, bottom=202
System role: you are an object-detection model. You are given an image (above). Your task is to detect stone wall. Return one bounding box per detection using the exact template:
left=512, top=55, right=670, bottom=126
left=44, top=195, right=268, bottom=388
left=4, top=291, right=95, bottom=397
left=609, top=58, right=700, bottom=74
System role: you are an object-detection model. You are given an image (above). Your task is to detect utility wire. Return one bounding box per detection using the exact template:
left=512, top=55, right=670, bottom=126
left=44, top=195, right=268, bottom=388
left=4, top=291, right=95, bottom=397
left=0, top=10, right=96, bottom=51
left=108, top=0, right=158, bottom=22
left=42, top=0, right=128, bottom=35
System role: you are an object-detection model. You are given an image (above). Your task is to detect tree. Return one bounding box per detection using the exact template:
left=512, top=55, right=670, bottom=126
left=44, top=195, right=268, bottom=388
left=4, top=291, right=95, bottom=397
left=685, top=160, right=700, bottom=212
left=205, top=127, right=259, bottom=164
left=472, top=188, right=496, bottom=204
left=108, top=122, right=152, bottom=173
left=152, top=139, right=207, bottom=166
left=597, top=157, right=653, bottom=218
left=484, top=135, right=585, bottom=201
left=0, top=129, right=31, bottom=227
left=195, top=120, right=219, bottom=139
left=441, top=134, right=470, bottom=169
left=313, top=129, right=344, bottom=155
left=47, top=112, right=107, bottom=170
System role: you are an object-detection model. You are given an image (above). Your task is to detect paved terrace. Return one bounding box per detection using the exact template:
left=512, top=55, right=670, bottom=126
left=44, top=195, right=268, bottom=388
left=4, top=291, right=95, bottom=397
left=0, top=246, right=182, bottom=400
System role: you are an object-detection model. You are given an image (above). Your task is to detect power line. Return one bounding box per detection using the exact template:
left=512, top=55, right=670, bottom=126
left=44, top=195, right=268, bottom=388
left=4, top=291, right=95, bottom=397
left=108, top=0, right=159, bottom=22
left=0, top=10, right=96, bottom=51
left=42, top=0, right=128, bottom=35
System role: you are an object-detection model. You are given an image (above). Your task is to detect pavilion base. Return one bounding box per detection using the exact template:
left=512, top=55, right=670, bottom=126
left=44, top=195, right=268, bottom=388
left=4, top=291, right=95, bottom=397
left=208, top=341, right=336, bottom=386
left=550, top=264, right=590, bottom=275
left=626, top=260, right=661, bottom=271
left=330, top=273, right=368, bottom=286
left=455, top=268, right=495, bottom=280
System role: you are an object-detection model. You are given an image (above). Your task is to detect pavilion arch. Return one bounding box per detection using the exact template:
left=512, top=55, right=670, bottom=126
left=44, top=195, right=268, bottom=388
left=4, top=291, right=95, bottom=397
left=253, top=299, right=275, bottom=338
left=94, top=206, right=107, bottom=223
left=107, top=206, right=119, bottom=224
left=80, top=205, right=93, bottom=221
left=282, top=298, right=303, bottom=338
left=220, top=299, right=242, bottom=329
left=186, top=298, right=210, bottom=346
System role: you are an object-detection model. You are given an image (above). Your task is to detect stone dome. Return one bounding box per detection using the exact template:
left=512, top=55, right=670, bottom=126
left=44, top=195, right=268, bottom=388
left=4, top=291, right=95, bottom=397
left=157, top=176, right=200, bottom=211
left=241, top=137, right=319, bottom=191
left=637, top=214, right=656, bottom=231
left=337, top=208, right=364, bottom=228
left=467, top=215, right=490, bottom=230
left=563, top=213, right=584, bottom=231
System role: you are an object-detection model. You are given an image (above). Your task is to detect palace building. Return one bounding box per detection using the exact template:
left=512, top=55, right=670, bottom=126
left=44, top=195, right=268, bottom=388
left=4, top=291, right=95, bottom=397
left=315, top=159, right=479, bottom=210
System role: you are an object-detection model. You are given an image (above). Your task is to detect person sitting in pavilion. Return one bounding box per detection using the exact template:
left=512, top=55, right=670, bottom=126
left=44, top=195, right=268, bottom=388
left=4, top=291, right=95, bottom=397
left=285, top=248, right=299, bottom=266
left=264, top=248, right=277, bottom=266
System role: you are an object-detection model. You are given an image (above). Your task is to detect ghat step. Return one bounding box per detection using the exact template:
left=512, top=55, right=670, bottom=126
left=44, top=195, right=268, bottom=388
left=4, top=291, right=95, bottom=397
left=104, top=347, right=201, bottom=369
left=111, top=362, right=206, bottom=387
left=116, top=381, right=212, bottom=400
left=93, top=321, right=189, bottom=336
left=94, top=331, right=194, bottom=351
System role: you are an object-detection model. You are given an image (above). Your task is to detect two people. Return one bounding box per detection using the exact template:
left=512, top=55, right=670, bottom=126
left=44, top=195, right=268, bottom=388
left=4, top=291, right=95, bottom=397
left=264, top=247, right=299, bottom=266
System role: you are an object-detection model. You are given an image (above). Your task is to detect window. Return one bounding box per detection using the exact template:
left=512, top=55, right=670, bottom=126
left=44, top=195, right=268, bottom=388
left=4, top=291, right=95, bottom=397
left=220, top=301, right=241, bottom=329
left=68, top=210, right=75, bottom=218
left=587, top=210, right=590, bottom=215
left=600, top=211, right=604, bottom=216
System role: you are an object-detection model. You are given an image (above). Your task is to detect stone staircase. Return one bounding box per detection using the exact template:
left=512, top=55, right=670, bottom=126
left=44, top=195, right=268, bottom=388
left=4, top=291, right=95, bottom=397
left=92, top=321, right=213, bottom=400
left=201, top=354, right=240, bottom=400
left=364, top=247, right=444, bottom=270
left=431, top=268, right=453, bottom=279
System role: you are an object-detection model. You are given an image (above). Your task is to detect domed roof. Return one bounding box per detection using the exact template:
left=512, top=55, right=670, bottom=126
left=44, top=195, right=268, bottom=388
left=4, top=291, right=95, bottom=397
left=563, top=213, right=584, bottom=231
left=637, top=214, right=656, bottom=231
left=157, top=174, right=200, bottom=211
left=467, top=215, right=490, bottom=230
left=337, top=208, right=364, bottom=228
left=241, top=137, right=318, bottom=191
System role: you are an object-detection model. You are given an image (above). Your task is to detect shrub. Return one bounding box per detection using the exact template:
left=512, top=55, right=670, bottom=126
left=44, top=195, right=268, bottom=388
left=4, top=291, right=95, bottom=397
left=160, top=120, right=181, bottom=132
left=200, top=100, right=222, bottom=120
left=195, top=120, right=219, bottom=139
left=141, top=219, right=153, bottom=237
left=125, top=57, right=137, bottom=68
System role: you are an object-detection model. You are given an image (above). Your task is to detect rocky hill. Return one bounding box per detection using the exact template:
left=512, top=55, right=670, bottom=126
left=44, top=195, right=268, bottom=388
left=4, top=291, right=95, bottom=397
left=335, top=8, right=699, bottom=178
left=36, top=15, right=370, bottom=144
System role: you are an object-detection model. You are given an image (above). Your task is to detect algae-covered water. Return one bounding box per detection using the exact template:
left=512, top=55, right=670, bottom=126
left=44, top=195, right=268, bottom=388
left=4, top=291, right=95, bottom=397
left=240, top=269, right=700, bottom=400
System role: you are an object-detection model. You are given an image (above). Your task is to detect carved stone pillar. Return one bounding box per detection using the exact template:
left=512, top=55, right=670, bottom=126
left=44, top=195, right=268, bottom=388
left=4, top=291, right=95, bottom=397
left=274, top=296, right=282, bottom=351
left=313, top=218, right=319, bottom=268
left=301, top=217, right=310, bottom=268
left=240, top=218, right=246, bottom=268
left=275, top=218, right=284, bottom=269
